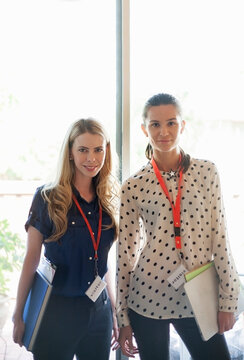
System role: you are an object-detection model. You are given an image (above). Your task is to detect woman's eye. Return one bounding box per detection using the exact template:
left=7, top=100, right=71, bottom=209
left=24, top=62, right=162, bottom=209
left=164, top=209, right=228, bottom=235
left=79, top=148, right=87, bottom=152
left=168, top=121, right=176, bottom=126
left=95, top=148, right=104, bottom=153
left=151, top=122, right=160, bottom=127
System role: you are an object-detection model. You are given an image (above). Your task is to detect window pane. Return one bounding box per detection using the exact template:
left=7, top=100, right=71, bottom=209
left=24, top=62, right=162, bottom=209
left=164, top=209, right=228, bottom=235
left=130, top=0, right=244, bottom=273
left=0, top=1, right=116, bottom=358
left=0, top=0, right=116, bottom=182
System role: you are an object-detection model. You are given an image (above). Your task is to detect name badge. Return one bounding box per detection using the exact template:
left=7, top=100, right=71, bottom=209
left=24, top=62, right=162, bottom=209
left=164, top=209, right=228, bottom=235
left=167, top=264, right=187, bottom=290
left=85, top=276, right=107, bottom=302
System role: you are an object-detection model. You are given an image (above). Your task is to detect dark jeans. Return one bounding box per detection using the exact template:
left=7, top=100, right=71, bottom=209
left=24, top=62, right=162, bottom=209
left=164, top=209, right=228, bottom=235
left=129, top=309, right=231, bottom=360
left=33, top=290, right=113, bottom=360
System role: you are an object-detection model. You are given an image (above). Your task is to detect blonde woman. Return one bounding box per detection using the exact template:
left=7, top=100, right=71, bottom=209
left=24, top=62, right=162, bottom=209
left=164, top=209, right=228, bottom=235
left=13, top=118, right=119, bottom=360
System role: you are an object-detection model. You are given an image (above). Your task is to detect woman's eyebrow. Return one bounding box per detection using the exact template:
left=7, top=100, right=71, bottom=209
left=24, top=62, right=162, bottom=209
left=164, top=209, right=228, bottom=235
left=78, top=145, right=104, bottom=149
left=148, top=118, right=177, bottom=122
left=167, top=117, right=177, bottom=121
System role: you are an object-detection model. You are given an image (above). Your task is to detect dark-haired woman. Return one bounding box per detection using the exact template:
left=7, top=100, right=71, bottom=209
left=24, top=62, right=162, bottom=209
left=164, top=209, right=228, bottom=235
left=116, top=93, right=239, bottom=360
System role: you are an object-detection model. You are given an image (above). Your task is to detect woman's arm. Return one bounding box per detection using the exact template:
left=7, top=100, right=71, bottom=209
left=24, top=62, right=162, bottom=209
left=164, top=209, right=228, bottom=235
left=116, top=182, right=141, bottom=329
left=210, top=164, right=239, bottom=332
left=105, top=244, right=120, bottom=350
left=12, top=226, right=43, bottom=346
left=106, top=243, right=116, bottom=311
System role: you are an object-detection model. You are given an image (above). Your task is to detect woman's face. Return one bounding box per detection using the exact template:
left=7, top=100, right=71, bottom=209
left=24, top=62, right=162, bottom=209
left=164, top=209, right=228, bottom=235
left=70, top=132, right=107, bottom=181
left=141, top=104, right=185, bottom=155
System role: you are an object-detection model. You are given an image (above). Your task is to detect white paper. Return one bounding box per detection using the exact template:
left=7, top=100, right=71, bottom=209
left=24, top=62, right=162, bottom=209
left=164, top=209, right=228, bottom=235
left=167, top=264, right=187, bottom=290
left=38, top=257, right=56, bottom=283
left=85, top=276, right=107, bottom=302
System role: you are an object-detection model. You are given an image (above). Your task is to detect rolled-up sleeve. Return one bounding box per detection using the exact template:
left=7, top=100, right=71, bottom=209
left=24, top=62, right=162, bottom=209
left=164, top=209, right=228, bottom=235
left=25, top=187, right=53, bottom=239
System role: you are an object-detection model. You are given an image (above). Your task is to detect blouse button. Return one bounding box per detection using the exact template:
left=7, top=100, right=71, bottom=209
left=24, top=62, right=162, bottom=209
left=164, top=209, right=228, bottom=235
left=88, top=211, right=91, bottom=215
left=72, top=221, right=75, bottom=225
left=88, top=281, right=91, bottom=285
left=89, top=257, right=93, bottom=260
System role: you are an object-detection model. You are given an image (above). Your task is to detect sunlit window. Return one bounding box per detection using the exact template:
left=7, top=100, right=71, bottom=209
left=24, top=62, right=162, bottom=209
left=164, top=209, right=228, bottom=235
left=0, top=1, right=116, bottom=358
left=130, top=0, right=244, bottom=274
left=0, top=0, right=116, bottom=235
left=0, top=0, right=116, bottom=183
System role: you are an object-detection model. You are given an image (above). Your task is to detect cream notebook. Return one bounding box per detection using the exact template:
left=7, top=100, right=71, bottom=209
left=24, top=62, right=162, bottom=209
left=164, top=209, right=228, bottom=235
left=184, top=262, right=244, bottom=341
left=184, top=263, right=219, bottom=341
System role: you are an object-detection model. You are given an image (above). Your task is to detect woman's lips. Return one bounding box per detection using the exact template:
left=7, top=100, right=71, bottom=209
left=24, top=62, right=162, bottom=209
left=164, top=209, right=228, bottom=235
left=84, top=165, right=98, bottom=171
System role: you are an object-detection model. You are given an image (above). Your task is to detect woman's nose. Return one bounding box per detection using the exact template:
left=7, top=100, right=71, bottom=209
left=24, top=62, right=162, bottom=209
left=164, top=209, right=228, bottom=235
left=160, top=125, right=169, bottom=136
left=87, top=152, right=95, bottom=162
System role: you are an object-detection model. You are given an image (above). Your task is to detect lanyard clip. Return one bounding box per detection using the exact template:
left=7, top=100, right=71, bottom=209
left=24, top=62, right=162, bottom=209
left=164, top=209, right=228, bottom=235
left=94, top=257, right=98, bottom=277
left=174, top=227, right=181, bottom=249
left=174, top=226, right=180, bottom=237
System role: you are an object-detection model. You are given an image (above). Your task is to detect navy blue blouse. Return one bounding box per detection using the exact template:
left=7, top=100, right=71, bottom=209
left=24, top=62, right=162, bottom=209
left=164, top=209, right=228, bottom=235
left=25, top=186, right=115, bottom=297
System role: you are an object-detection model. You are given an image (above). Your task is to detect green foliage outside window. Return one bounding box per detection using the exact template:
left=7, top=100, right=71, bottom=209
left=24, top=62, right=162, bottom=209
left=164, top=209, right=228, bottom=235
left=0, top=219, right=24, bottom=295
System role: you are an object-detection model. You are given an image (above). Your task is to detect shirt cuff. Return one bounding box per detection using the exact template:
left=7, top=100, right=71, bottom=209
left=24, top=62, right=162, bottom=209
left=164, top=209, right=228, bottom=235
left=117, top=309, right=130, bottom=328
left=219, top=293, right=239, bottom=313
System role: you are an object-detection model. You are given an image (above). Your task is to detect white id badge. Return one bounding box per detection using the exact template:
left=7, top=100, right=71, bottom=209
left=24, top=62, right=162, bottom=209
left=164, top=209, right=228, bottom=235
left=85, top=276, right=107, bottom=302
left=167, top=264, right=187, bottom=290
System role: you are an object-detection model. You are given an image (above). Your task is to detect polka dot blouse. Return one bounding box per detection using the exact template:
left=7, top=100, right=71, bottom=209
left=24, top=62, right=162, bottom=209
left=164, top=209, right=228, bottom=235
left=116, top=158, right=239, bottom=328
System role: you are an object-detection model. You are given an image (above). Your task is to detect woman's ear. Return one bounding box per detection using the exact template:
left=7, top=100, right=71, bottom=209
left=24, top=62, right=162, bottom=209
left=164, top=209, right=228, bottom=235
left=180, top=120, right=186, bottom=134
left=141, top=123, right=148, bottom=137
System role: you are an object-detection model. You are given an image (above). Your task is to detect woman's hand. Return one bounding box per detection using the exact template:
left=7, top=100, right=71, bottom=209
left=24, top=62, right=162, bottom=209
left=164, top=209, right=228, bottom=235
left=12, top=316, right=25, bottom=347
left=111, top=311, right=120, bottom=351
left=218, top=311, right=236, bottom=334
left=118, top=325, right=138, bottom=358
left=12, top=226, right=43, bottom=347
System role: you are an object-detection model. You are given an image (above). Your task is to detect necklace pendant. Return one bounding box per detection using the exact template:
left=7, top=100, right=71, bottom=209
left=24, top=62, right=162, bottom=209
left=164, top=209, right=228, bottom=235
left=168, top=169, right=177, bottom=178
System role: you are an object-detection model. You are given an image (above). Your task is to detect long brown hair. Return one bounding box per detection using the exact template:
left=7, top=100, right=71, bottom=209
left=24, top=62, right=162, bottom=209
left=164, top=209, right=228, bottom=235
left=42, top=118, right=119, bottom=242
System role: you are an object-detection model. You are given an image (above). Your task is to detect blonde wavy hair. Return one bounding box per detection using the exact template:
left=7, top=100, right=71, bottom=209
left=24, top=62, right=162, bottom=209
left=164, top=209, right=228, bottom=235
left=42, top=118, right=119, bottom=242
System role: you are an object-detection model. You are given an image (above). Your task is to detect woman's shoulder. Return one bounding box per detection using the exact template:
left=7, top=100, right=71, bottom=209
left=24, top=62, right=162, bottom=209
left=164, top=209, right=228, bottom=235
left=32, top=185, right=44, bottom=199
left=190, top=157, right=218, bottom=172
left=31, top=184, right=50, bottom=207
left=121, top=162, right=153, bottom=188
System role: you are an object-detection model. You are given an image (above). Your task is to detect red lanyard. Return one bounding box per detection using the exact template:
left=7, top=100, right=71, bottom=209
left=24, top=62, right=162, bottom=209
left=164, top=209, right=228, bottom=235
left=151, top=157, right=183, bottom=249
left=72, top=194, right=102, bottom=260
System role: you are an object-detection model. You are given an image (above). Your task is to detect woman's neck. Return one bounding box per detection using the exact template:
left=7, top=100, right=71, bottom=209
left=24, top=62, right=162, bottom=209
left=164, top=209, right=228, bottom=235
left=153, top=148, right=181, bottom=172
left=73, top=176, right=95, bottom=203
